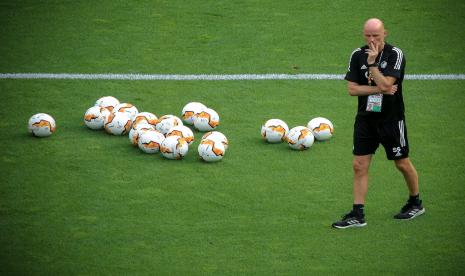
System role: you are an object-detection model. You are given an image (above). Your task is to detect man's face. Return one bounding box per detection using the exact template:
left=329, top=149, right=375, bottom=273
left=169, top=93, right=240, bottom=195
left=363, top=27, right=386, bottom=49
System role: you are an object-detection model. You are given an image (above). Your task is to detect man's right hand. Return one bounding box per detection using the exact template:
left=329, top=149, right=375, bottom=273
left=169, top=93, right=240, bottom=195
left=366, top=42, right=379, bottom=64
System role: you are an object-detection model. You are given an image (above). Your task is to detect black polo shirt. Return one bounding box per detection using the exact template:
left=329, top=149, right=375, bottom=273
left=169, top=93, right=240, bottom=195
left=345, top=43, right=406, bottom=122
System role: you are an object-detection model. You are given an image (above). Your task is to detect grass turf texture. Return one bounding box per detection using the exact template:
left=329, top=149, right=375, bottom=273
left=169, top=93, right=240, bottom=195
left=1, top=0, right=465, bottom=275
left=2, top=80, right=465, bottom=274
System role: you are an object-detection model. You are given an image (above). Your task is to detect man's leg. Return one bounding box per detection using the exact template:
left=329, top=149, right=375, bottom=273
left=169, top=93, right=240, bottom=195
left=394, top=157, right=418, bottom=196
left=332, top=154, right=372, bottom=229
left=353, top=154, right=373, bottom=204
left=393, top=157, right=425, bottom=219
left=332, top=117, right=375, bottom=229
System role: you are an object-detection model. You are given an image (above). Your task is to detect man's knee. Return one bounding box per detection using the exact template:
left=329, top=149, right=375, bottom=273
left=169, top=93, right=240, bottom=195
left=395, top=158, right=413, bottom=172
left=353, top=157, right=370, bottom=174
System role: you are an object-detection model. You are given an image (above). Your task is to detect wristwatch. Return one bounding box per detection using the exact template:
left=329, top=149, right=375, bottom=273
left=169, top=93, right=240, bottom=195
left=367, top=63, right=378, bottom=68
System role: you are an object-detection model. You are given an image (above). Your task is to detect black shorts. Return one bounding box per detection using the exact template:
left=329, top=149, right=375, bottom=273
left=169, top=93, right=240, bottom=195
left=353, top=117, right=409, bottom=160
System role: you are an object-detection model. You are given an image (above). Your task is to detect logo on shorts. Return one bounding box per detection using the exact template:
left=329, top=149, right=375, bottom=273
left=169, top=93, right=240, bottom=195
left=393, top=147, right=402, bottom=157
left=381, top=61, right=387, bottom=69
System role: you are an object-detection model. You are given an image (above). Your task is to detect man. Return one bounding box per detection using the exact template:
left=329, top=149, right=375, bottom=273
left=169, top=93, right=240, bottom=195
left=332, top=18, right=425, bottom=229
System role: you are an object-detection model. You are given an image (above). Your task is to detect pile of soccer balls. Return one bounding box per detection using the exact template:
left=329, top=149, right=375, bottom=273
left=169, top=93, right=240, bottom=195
left=28, top=96, right=229, bottom=162
left=88, top=96, right=228, bottom=162
left=261, top=117, right=334, bottom=150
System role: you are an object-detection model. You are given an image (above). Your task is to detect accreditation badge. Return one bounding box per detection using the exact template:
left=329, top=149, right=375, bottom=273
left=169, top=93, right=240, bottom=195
left=366, top=93, right=383, bottom=112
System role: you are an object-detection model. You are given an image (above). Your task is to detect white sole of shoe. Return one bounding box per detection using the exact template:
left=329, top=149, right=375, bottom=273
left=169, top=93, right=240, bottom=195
left=395, top=208, right=426, bottom=220
left=406, top=208, right=425, bottom=220
left=332, top=222, right=367, bottom=229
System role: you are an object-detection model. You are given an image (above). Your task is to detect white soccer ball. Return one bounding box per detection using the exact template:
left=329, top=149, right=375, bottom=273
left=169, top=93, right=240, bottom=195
left=198, top=138, right=226, bottom=162
left=133, top=112, right=158, bottom=128
left=261, top=119, right=289, bottom=143
left=84, top=106, right=111, bottom=130
left=165, top=125, right=195, bottom=145
left=181, top=102, right=207, bottom=125
left=138, top=130, right=165, bottom=154
left=114, top=103, right=139, bottom=121
left=129, top=122, right=155, bottom=146
left=286, top=126, right=315, bottom=150
left=201, top=131, right=229, bottom=150
left=156, top=115, right=183, bottom=135
left=28, top=113, right=56, bottom=137
left=307, top=117, right=334, bottom=141
left=104, top=112, right=132, bottom=135
left=95, top=96, right=120, bottom=112
left=193, top=108, right=220, bottom=132
left=160, top=136, right=189, bottom=160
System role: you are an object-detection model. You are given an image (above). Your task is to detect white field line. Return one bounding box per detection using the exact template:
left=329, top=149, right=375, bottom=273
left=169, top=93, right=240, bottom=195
left=0, top=73, right=465, bottom=80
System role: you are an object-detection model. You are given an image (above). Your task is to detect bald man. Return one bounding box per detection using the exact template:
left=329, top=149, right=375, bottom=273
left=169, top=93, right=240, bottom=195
left=332, top=18, right=425, bottom=229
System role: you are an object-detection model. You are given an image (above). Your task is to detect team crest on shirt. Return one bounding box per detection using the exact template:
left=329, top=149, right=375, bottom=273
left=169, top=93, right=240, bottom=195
left=381, top=61, right=387, bottom=69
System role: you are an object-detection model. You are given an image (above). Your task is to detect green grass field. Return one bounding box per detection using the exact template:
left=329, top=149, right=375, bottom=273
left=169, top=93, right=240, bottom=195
left=1, top=0, right=465, bottom=275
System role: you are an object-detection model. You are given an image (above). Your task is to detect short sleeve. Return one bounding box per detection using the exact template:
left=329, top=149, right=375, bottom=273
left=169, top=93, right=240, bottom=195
left=345, top=48, right=362, bottom=83
left=383, top=47, right=405, bottom=79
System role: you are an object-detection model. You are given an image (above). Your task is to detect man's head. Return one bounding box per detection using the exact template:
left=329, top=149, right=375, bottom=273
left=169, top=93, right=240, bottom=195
left=363, top=18, right=387, bottom=50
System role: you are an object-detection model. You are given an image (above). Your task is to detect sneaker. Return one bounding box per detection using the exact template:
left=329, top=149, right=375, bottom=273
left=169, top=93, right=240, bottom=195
left=332, top=211, right=367, bottom=229
left=394, top=200, right=425, bottom=220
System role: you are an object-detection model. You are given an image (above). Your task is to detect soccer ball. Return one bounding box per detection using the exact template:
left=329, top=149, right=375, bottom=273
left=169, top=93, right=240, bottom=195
left=307, top=117, right=334, bottom=141
left=133, top=112, right=158, bottom=128
left=28, top=113, right=56, bottom=137
left=156, top=115, right=183, bottom=135
left=129, top=122, right=155, bottom=146
left=104, top=112, right=132, bottom=135
left=114, top=103, right=139, bottom=121
left=84, top=106, right=111, bottom=130
left=193, top=108, right=220, bottom=132
left=165, top=125, right=195, bottom=145
left=198, top=138, right=226, bottom=162
left=201, top=131, right=229, bottom=150
left=160, top=136, right=189, bottom=160
left=261, top=119, right=289, bottom=143
left=286, top=126, right=315, bottom=150
left=138, top=130, right=165, bottom=154
left=181, top=102, right=207, bottom=125
left=95, top=96, right=120, bottom=112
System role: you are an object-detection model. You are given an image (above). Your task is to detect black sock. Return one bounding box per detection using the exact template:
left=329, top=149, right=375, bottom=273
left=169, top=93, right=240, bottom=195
left=352, top=204, right=365, bottom=217
left=408, top=194, right=421, bottom=205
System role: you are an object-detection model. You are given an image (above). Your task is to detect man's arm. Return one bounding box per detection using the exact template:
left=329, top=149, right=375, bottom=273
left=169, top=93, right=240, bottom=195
left=347, top=81, right=379, bottom=96
left=347, top=77, right=398, bottom=96
left=369, top=68, right=397, bottom=93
